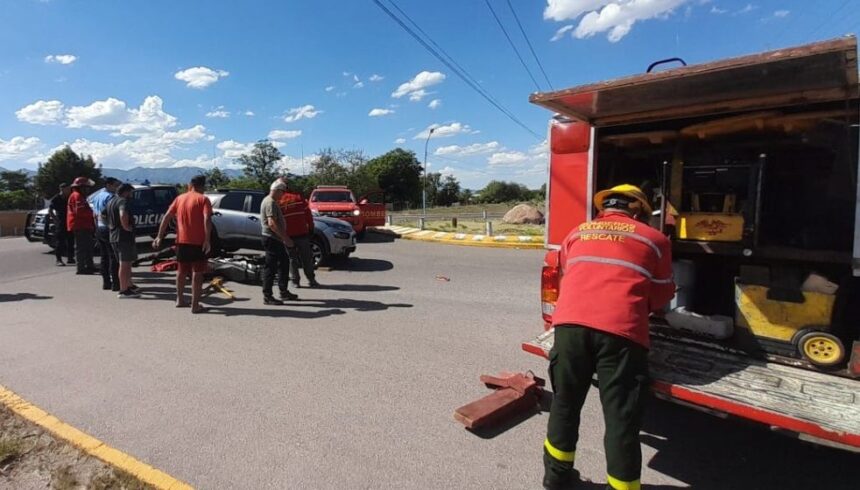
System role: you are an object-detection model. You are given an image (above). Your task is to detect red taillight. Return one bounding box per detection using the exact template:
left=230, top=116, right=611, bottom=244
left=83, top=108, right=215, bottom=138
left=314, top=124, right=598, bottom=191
left=541, top=265, right=560, bottom=324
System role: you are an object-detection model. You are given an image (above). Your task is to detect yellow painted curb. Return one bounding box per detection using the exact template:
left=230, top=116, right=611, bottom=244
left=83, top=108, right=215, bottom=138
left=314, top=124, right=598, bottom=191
left=371, top=227, right=545, bottom=249
left=0, top=384, right=193, bottom=490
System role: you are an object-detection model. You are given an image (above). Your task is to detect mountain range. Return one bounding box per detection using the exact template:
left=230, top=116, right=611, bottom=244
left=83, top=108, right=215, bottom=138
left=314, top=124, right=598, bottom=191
left=0, top=166, right=243, bottom=184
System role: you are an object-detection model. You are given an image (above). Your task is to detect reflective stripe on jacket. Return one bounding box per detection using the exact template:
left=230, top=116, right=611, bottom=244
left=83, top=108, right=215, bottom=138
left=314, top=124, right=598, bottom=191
left=551, top=211, right=675, bottom=348
left=278, top=191, right=314, bottom=237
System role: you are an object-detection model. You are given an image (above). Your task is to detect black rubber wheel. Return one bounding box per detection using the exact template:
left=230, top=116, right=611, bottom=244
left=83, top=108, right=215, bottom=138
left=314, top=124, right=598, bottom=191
left=310, top=236, right=329, bottom=267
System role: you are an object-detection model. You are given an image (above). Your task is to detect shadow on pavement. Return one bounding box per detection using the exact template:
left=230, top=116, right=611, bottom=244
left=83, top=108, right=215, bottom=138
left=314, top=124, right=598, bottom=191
left=0, top=292, right=52, bottom=302
left=328, top=258, right=394, bottom=272
left=360, top=232, right=396, bottom=243
left=313, top=284, right=399, bottom=292
left=289, top=298, right=412, bottom=312
left=640, top=398, right=860, bottom=489
left=203, top=306, right=347, bottom=319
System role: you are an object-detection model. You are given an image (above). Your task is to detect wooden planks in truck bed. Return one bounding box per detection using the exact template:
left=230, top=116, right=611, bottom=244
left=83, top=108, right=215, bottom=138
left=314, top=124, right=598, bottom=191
left=523, top=328, right=860, bottom=451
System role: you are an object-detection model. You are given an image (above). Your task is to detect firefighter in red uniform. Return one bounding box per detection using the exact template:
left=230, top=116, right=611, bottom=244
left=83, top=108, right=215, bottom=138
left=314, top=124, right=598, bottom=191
left=67, top=177, right=97, bottom=275
left=277, top=179, right=319, bottom=288
left=543, top=184, right=674, bottom=490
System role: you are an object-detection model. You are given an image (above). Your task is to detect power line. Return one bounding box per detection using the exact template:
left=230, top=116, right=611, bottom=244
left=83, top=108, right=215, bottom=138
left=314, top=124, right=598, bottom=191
left=805, top=0, right=854, bottom=42
left=373, top=0, right=542, bottom=139
left=505, top=0, right=553, bottom=90
left=483, top=0, right=541, bottom=91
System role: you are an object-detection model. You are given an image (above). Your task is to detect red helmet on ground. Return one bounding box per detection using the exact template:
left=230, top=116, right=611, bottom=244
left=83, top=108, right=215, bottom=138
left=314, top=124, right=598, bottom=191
left=71, top=177, right=95, bottom=187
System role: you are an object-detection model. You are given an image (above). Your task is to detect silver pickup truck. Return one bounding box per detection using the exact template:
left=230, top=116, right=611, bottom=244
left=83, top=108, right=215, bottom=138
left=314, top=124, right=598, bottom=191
left=206, top=189, right=356, bottom=266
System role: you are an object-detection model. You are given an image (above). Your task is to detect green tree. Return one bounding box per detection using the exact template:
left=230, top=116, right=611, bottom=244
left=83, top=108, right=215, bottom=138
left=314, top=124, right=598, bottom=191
left=478, top=180, right=532, bottom=203
left=33, top=146, right=103, bottom=198
left=309, top=148, right=350, bottom=185
left=437, top=175, right=461, bottom=207
left=424, top=172, right=442, bottom=207
left=205, top=167, right=232, bottom=189
left=457, top=188, right=474, bottom=204
left=364, top=148, right=422, bottom=208
left=238, top=139, right=283, bottom=186
left=225, top=176, right=267, bottom=191
left=0, top=190, right=34, bottom=210
left=0, top=170, right=31, bottom=192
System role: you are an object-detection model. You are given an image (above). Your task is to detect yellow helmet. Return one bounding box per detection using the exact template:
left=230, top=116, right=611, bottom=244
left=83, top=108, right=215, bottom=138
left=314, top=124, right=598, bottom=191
left=594, top=184, right=653, bottom=215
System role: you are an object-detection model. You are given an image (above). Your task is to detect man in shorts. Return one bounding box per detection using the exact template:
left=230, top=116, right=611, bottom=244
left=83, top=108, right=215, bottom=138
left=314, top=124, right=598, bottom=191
left=154, top=175, right=212, bottom=313
left=107, top=184, right=139, bottom=298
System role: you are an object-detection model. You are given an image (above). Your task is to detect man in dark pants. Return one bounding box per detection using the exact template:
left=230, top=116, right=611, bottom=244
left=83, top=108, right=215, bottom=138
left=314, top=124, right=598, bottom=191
left=543, top=184, right=675, bottom=490
left=91, top=177, right=121, bottom=290
left=49, top=183, right=74, bottom=266
left=277, top=177, right=319, bottom=288
left=260, top=180, right=297, bottom=305
left=67, top=177, right=96, bottom=274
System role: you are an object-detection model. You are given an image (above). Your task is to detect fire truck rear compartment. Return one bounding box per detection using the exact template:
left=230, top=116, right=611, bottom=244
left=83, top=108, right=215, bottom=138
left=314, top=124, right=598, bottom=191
left=594, top=103, right=860, bottom=363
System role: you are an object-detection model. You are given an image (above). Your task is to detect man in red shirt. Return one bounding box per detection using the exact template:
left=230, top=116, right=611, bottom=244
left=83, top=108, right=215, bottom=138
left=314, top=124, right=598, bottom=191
left=154, top=175, right=212, bottom=313
left=66, top=177, right=96, bottom=275
left=543, top=184, right=674, bottom=490
left=277, top=177, right=319, bottom=288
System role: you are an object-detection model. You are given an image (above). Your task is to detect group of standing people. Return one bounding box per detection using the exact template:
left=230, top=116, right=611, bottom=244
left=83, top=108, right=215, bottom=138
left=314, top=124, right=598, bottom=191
left=48, top=177, right=140, bottom=298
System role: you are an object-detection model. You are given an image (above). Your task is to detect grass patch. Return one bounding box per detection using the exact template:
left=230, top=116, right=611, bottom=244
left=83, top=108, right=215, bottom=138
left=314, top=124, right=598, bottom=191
left=89, top=467, right=153, bottom=490
left=0, top=437, right=23, bottom=466
left=422, top=220, right=544, bottom=236
left=52, top=465, right=78, bottom=490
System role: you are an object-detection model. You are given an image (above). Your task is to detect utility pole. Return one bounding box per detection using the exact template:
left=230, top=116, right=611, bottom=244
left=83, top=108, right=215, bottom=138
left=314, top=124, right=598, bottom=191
left=423, top=127, right=436, bottom=217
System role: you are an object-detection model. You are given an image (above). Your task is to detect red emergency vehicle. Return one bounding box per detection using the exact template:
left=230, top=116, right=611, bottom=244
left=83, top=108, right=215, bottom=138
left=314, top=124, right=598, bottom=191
left=524, top=37, right=860, bottom=451
left=308, top=185, right=386, bottom=238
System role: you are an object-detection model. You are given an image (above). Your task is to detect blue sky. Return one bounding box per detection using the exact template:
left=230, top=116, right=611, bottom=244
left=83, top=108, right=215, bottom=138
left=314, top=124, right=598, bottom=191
left=0, top=0, right=857, bottom=189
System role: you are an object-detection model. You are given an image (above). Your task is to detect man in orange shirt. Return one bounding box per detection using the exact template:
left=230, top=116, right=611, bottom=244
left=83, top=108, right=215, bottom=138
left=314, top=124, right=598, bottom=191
left=67, top=177, right=96, bottom=274
left=154, top=175, right=212, bottom=313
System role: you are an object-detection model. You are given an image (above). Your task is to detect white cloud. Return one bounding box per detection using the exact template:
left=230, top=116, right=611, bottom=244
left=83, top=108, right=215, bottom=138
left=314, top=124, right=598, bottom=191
left=217, top=140, right=255, bottom=159
left=205, top=106, right=230, bottom=118
left=342, top=71, right=351, bottom=77
left=544, top=0, right=688, bottom=43
left=268, top=129, right=302, bottom=140
left=488, top=151, right=531, bottom=166
left=394, top=138, right=407, bottom=144
left=369, top=74, right=384, bottom=82
left=392, top=71, right=446, bottom=100
left=408, top=90, right=431, bottom=102
left=325, top=86, right=335, bottom=92
left=353, top=74, right=360, bottom=82
left=0, top=136, right=41, bottom=162
left=16, top=100, right=64, bottom=125
left=44, top=54, right=77, bottom=65
left=160, top=125, right=209, bottom=144
left=244, top=110, right=255, bottom=116
left=773, top=9, right=789, bottom=17
left=551, top=25, right=575, bottom=41
left=368, top=108, right=395, bottom=117
left=174, top=66, right=229, bottom=89
left=414, top=122, right=475, bottom=139
left=354, top=81, right=365, bottom=88
left=65, top=96, right=178, bottom=136
left=735, top=3, right=756, bottom=15
left=283, top=104, right=322, bottom=123
left=428, top=99, right=442, bottom=109
left=710, top=6, right=727, bottom=14
left=435, top=141, right=500, bottom=157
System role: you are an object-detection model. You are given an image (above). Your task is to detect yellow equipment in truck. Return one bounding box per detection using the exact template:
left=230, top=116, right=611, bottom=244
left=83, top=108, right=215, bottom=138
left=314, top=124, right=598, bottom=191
left=678, top=193, right=745, bottom=242
left=735, top=282, right=845, bottom=367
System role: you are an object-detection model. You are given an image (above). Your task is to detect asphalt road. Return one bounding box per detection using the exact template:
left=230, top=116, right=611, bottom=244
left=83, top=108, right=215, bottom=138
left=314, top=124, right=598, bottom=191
left=0, top=235, right=857, bottom=489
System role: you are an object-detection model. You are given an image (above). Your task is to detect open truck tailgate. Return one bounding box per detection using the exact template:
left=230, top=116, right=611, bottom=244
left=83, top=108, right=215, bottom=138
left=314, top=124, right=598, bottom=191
left=524, top=329, right=860, bottom=451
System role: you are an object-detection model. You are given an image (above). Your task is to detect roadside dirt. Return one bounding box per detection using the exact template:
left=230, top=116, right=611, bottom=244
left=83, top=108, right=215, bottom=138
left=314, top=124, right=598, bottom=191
left=0, top=404, right=153, bottom=490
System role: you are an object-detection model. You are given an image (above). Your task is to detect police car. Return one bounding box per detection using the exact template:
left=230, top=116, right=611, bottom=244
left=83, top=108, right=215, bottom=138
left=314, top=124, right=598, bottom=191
left=25, top=184, right=178, bottom=245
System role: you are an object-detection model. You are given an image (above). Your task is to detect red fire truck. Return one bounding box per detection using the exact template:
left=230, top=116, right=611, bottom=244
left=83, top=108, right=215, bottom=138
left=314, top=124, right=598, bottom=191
left=523, top=37, right=860, bottom=451
left=308, top=185, right=387, bottom=238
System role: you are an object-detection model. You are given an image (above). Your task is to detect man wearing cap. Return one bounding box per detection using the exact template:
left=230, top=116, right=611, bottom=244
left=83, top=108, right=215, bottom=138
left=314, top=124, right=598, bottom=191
left=542, top=184, right=674, bottom=490
left=260, top=180, right=297, bottom=305
left=49, top=183, right=74, bottom=266
left=90, top=177, right=121, bottom=290
left=67, top=177, right=97, bottom=274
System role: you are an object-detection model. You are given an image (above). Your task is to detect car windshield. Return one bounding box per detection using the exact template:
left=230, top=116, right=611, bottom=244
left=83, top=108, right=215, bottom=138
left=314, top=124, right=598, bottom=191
left=312, top=191, right=354, bottom=203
